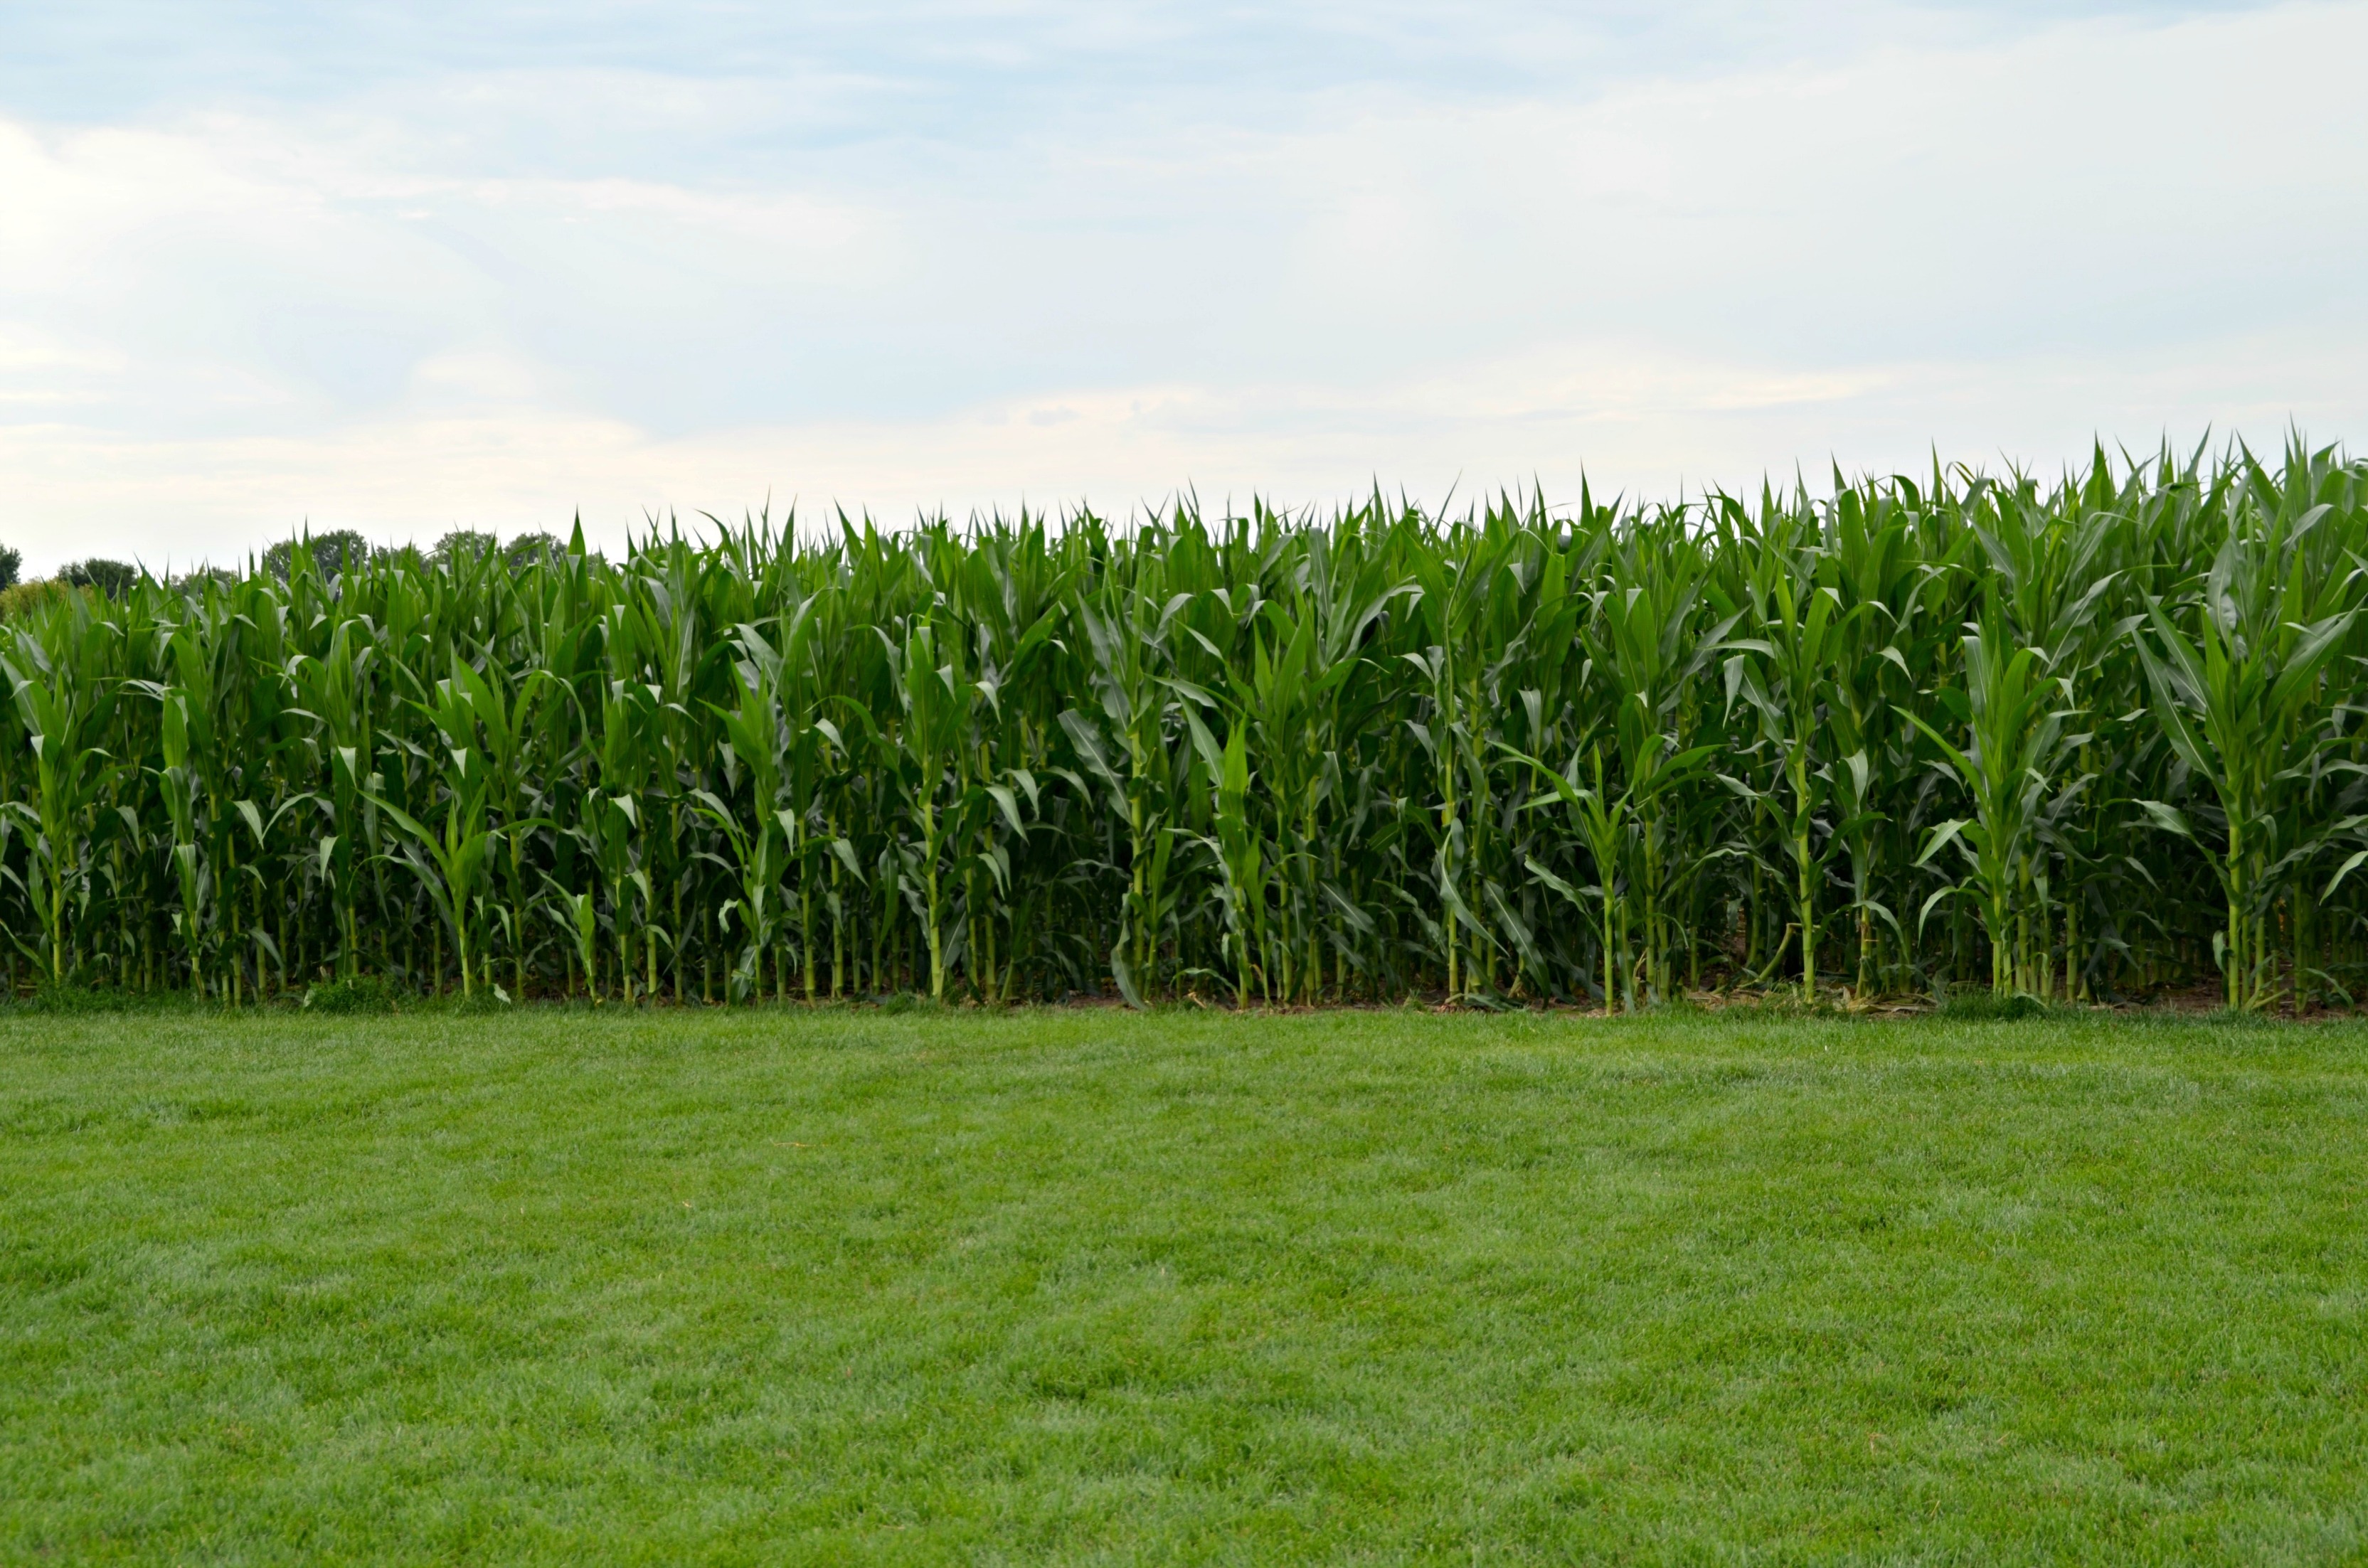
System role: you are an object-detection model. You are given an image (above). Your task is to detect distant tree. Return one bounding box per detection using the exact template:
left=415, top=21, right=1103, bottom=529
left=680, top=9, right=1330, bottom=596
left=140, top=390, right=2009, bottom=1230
left=261, top=530, right=373, bottom=582
left=59, top=558, right=139, bottom=598
left=505, top=530, right=566, bottom=570
left=171, top=565, right=240, bottom=594
left=432, top=529, right=499, bottom=567
left=0, top=543, right=19, bottom=590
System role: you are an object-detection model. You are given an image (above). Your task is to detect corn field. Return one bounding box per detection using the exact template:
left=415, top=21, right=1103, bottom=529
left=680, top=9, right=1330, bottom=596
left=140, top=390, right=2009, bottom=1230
left=5, top=440, right=2367, bottom=1012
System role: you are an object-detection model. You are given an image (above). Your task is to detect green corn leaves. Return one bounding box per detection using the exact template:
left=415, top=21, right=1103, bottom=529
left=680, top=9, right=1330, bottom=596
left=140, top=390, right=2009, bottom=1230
left=0, top=443, right=2364, bottom=1010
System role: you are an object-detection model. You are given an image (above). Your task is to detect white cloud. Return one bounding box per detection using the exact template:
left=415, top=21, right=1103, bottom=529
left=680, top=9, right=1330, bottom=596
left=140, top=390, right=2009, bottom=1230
left=0, top=1, right=2362, bottom=570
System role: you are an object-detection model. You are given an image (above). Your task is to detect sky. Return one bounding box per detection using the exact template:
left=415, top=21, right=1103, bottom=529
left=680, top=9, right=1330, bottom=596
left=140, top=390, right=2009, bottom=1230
left=0, top=1, right=2362, bottom=572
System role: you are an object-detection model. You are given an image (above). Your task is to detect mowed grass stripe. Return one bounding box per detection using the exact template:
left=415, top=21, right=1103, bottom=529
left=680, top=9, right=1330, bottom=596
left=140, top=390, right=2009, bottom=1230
left=3, top=1011, right=2364, bottom=1563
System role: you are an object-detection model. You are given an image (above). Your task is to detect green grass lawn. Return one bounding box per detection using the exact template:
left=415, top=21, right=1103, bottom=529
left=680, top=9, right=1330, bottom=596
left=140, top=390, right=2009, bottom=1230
left=3, top=1006, right=2364, bottom=1564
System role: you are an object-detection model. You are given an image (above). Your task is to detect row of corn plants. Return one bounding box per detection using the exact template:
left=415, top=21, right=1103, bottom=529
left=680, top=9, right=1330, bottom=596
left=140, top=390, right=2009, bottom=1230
left=4, top=439, right=2366, bottom=1011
